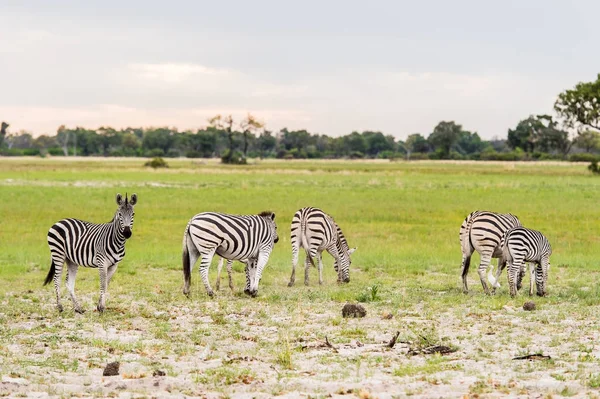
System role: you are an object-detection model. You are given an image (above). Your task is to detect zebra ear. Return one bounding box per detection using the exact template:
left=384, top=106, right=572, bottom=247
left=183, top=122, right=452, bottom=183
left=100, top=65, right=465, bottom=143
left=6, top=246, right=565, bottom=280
left=116, top=193, right=124, bottom=206
left=129, top=193, right=137, bottom=206
left=270, top=213, right=275, bottom=220
left=348, top=247, right=357, bottom=255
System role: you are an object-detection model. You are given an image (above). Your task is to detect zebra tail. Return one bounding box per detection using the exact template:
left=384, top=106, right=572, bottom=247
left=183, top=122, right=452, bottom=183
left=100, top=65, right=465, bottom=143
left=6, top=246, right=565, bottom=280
left=43, top=262, right=55, bottom=286
left=459, top=212, right=475, bottom=255
left=182, top=223, right=191, bottom=285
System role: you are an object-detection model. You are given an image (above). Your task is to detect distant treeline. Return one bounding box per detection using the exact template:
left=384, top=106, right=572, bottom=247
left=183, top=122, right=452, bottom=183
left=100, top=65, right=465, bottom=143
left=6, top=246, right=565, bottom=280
left=0, top=118, right=599, bottom=162
left=1, top=73, right=600, bottom=162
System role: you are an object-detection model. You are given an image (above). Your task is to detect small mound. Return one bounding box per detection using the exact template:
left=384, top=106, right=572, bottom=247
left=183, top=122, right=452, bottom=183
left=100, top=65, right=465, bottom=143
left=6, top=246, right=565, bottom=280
left=103, top=361, right=120, bottom=376
left=342, top=303, right=366, bottom=318
left=523, top=301, right=536, bottom=311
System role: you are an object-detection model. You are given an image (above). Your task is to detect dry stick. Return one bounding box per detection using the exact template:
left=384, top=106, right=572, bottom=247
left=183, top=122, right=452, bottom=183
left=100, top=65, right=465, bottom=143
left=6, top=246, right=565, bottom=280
left=387, top=331, right=401, bottom=348
left=325, top=336, right=338, bottom=353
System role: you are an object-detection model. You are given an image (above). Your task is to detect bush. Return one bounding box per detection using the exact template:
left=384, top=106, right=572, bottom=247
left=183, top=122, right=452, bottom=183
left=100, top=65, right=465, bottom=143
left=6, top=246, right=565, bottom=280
left=221, top=150, right=246, bottom=164
left=186, top=150, right=203, bottom=158
left=145, top=148, right=165, bottom=157
left=144, top=157, right=169, bottom=169
left=406, top=152, right=429, bottom=160
left=349, top=151, right=364, bottom=159
left=166, top=149, right=180, bottom=158
left=570, top=153, right=600, bottom=162
left=589, top=161, right=600, bottom=175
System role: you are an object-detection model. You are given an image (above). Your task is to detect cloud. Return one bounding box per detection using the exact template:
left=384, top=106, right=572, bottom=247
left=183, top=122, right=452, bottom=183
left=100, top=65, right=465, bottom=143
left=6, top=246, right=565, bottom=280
left=129, top=63, right=229, bottom=84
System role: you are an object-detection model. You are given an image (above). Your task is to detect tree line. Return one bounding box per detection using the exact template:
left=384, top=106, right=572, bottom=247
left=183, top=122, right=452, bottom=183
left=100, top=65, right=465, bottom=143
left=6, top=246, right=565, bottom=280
left=1, top=74, right=600, bottom=162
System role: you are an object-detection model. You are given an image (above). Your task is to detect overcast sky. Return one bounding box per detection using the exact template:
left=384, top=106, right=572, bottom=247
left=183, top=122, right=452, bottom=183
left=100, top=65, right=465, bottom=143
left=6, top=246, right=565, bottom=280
left=1, top=0, right=598, bottom=139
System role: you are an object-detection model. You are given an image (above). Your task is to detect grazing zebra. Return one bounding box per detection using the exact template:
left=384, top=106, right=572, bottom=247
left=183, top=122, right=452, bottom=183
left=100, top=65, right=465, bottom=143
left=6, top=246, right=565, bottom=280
left=288, top=207, right=356, bottom=287
left=501, top=226, right=552, bottom=297
left=182, top=211, right=278, bottom=298
left=459, top=210, right=521, bottom=294
left=44, top=193, right=137, bottom=313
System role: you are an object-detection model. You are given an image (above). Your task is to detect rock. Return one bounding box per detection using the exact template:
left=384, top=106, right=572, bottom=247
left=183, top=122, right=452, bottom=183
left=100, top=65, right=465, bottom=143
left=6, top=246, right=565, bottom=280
left=103, top=361, right=120, bottom=376
left=523, top=301, right=536, bottom=311
left=153, top=369, right=166, bottom=377
left=342, top=303, right=366, bottom=318
left=382, top=312, right=394, bottom=320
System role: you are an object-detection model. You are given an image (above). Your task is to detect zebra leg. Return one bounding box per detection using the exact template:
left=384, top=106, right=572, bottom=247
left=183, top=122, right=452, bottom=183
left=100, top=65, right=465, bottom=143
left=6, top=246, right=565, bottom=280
left=491, top=257, right=506, bottom=294
left=66, top=261, right=84, bottom=314
left=227, top=260, right=234, bottom=291
left=51, top=256, right=65, bottom=313
left=216, top=257, right=224, bottom=291
left=288, top=245, right=300, bottom=287
left=529, top=263, right=535, bottom=296
left=97, top=265, right=108, bottom=313
left=536, top=259, right=549, bottom=297
left=107, top=263, right=119, bottom=286
left=507, top=260, right=522, bottom=297
left=304, top=254, right=311, bottom=286
left=317, top=253, right=324, bottom=285
left=477, top=253, right=493, bottom=295
left=244, top=261, right=251, bottom=295
left=460, top=253, right=472, bottom=294
left=199, top=249, right=217, bottom=297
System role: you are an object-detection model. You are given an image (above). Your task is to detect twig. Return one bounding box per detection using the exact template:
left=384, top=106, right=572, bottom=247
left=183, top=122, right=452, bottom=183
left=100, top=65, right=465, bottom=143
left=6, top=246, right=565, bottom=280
left=513, top=354, right=551, bottom=361
left=387, top=331, right=401, bottom=348
left=325, top=336, right=338, bottom=353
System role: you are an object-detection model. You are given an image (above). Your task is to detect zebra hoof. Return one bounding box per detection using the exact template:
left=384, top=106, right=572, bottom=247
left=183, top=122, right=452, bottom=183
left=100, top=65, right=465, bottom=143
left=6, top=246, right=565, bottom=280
left=207, top=290, right=215, bottom=298
left=287, top=281, right=294, bottom=287
left=96, top=305, right=105, bottom=313
left=75, top=307, right=85, bottom=314
left=57, top=304, right=64, bottom=313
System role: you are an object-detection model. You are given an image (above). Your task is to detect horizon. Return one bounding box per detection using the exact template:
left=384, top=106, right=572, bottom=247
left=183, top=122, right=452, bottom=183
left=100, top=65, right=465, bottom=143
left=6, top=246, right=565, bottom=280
left=1, top=0, right=598, bottom=139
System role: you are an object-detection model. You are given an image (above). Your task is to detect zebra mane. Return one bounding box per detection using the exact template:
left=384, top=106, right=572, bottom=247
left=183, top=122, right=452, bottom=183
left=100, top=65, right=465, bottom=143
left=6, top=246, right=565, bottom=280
left=334, top=221, right=350, bottom=253
left=258, top=210, right=274, bottom=218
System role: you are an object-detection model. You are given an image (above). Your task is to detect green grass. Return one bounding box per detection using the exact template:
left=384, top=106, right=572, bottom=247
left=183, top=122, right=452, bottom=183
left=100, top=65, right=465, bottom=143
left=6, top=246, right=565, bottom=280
left=1, top=157, right=600, bottom=397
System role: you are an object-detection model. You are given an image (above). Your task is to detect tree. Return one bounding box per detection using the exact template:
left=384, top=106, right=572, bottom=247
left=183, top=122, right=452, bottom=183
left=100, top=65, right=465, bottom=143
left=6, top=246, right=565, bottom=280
left=508, top=115, right=572, bottom=156
left=56, top=125, right=70, bottom=156
left=239, top=114, right=264, bottom=159
left=256, top=130, right=277, bottom=158
left=363, top=131, right=393, bottom=157
left=573, top=130, right=600, bottom=153
left=0, top=122, right=8, bottom=148
left=427, top=121, right=462, bottom=158
left=555, top=74, right=600, bottom=130
left=208, top=115, right=237, bottom=163
left=455, top=131, right=485, bottom=155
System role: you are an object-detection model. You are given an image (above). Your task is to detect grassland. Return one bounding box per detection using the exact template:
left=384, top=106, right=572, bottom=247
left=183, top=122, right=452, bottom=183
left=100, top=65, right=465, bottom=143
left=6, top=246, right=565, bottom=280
left=1, top=157, right=599, bottom=398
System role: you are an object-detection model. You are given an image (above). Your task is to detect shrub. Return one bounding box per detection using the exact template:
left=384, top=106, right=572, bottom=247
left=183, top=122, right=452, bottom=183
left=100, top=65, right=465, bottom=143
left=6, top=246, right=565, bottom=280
left=221, top=150, right=246, bottom=164
left=186, top=150, right=203, bottom=158
left=588, top=161, right=600, bottom=175
left=349, top=151, right=364, bottom=159
left=145, top=148, right=165, bottom=157
left=570, top=153, right=600, bottom=162
left=144, top=157, right=169, bottom=169
left=166, top=149, right=180, bottom=158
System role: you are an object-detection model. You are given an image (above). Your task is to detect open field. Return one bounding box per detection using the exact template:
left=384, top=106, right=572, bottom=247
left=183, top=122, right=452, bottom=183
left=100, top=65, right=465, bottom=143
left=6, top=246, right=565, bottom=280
left=1, top=157, right=600, bottom=398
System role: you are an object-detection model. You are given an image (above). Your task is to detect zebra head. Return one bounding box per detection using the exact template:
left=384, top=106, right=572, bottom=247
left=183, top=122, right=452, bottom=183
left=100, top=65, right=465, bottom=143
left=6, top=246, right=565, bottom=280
left=335, top=247, right=356, bottom=283
left=115, top=193, right=137, bottom=239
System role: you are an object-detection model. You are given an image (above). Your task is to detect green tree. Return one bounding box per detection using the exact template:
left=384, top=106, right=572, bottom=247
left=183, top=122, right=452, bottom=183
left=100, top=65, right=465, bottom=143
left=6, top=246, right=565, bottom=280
left=555, top=73, right=600, bottom=130
left=257, top=130, right=277, bottom=158
left=0, top=122, right=8, bottom=148
left=240, top=114, right=264, bottom=159
left=427, top=121, right=462, bottom=158
left=574, top=130, right=600, bottom=153
left=455, top=131, right=485, bottom=155
left=404, top=133, right=429, bottom=159
left=363, top=131, right=393, bottom=157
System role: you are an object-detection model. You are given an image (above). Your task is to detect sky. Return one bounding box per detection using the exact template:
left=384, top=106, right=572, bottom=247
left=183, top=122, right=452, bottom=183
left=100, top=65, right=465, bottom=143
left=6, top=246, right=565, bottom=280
left=0, top=0, right=598, bottom=139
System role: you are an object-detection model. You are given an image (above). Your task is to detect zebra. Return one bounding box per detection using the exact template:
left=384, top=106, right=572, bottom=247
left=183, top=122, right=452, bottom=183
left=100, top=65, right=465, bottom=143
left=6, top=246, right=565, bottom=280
left=44, top=193, right=137, bottom=313
left=288, top=207, right=356, bottom=287
left=182, top=211, right=278, bottom=298
left=459, top=210, right=521, bottom=295
left=501, top=226, right=552, bottom=297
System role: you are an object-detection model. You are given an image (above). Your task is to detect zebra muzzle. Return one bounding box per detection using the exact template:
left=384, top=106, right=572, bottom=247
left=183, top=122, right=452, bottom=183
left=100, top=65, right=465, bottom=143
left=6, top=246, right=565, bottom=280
left=123, top=227, right=132, bottom=239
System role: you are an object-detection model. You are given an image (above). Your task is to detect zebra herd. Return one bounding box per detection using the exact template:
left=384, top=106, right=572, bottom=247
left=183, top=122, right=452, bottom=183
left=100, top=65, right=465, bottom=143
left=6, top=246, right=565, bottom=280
left=43, top=194, right=552, bottom=314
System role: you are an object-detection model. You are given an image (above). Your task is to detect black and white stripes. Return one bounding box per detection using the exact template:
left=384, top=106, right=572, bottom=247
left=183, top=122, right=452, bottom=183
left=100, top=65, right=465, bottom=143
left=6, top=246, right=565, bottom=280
left=288, top=207, right=356, bottom=286
left=459, top=210, right=521, bottom=294
left=44, top=193, right=137, bottom=313
left=182, top=211, right=278, bottom=297
left=501, top=227, right=552, bottom=297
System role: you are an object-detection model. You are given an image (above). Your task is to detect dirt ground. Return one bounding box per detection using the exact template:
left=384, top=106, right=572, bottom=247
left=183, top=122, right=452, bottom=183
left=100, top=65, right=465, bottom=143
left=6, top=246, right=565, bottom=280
left=2, top=288, right=600, bottom=399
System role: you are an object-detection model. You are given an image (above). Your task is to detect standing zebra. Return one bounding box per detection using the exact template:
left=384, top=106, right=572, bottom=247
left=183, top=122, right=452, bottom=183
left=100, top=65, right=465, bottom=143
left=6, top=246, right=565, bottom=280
left=44, top=193, right=137, bottom=313
left=460, top=210, right=521, bottom=295
left=501, top=226, right=551, bottom=297
left=288, top=207, right=356, bottom=287
left=182, top=211, right=278, bottom=298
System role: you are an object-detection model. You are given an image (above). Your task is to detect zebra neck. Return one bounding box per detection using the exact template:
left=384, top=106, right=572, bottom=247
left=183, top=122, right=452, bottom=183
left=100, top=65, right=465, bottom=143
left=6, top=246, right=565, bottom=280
left=110, top=215, right=127, bottom=244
